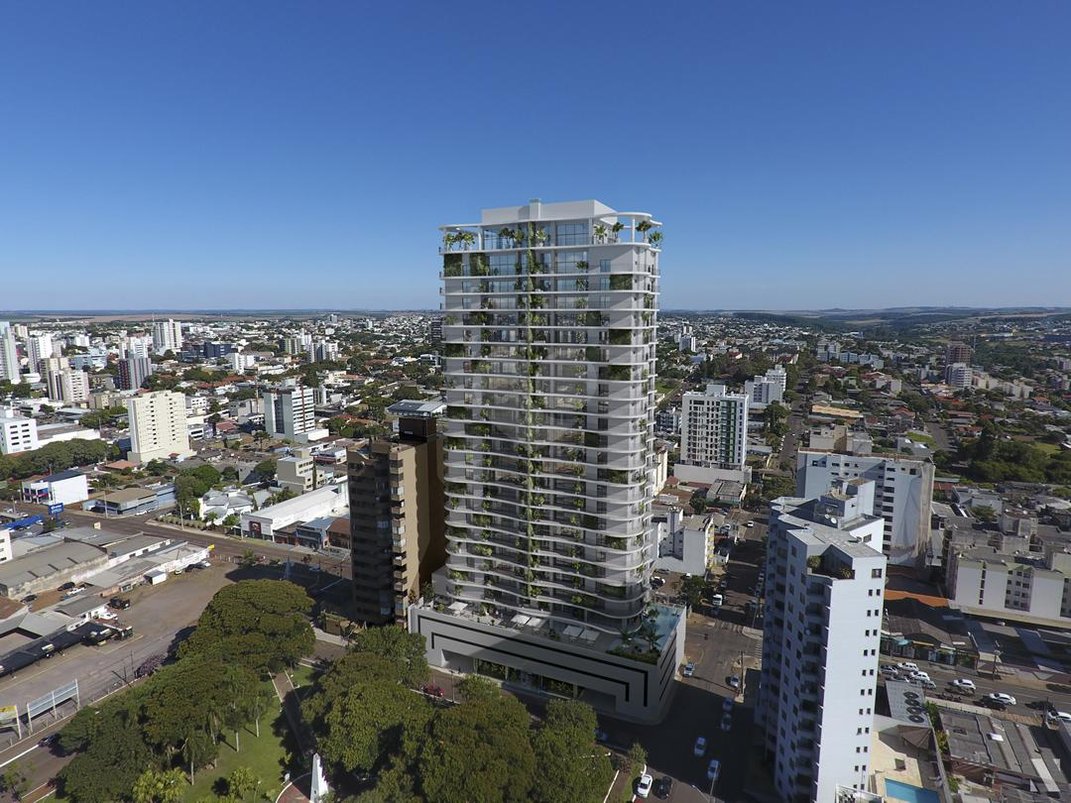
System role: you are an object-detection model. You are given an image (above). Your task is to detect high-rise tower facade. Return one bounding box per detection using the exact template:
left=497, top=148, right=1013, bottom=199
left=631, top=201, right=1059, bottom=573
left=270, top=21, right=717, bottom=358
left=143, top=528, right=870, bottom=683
left=439, top=199, right=660, bottom=633
left=410, top=200, right=683, bottom=723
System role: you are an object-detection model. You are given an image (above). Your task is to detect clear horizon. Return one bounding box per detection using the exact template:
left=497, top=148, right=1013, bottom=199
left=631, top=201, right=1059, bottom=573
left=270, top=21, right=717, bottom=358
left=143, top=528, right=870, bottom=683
left=2, top=3, right=1069, bottom=310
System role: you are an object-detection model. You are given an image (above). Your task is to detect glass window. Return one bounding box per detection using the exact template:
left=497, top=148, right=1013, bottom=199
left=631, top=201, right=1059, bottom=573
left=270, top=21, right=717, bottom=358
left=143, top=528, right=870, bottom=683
left=599, top=259, right=611, bottom=273
left=556, top=222, right=588, bottom=246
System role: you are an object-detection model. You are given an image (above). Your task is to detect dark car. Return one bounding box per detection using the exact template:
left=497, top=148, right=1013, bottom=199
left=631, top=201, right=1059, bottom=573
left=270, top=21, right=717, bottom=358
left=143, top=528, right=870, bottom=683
left=109, top=597, right=131, bottom=610
left=653, top=776, right=673, bottom=799
left=38, top=733, right=59, bottom=748
left=21, top=594, right=37, bottom=604
left=421, top=683, right=444, bottom=698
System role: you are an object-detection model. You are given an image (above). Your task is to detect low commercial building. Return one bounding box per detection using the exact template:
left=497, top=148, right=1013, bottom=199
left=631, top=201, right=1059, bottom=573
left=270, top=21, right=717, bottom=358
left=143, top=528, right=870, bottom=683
left=0, top=540, right=111, bottom=598
left=277, top=450, right=317, bottom=494
left=35, top=422, right=102, bottom=449
left=86, top=484, right=176, bottom=517
left=20, top=469, right=90, bottom=506
left=241, top=485, right=348, bottom=541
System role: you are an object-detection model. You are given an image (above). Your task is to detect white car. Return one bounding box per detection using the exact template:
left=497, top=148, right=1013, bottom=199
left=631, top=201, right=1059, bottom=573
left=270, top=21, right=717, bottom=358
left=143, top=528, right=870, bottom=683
left=950, top=679, right=976, bottom=692
left=986, top=692, right=1017, bottom=706
left=897, top=661, right=920, bottom=672
left=908, top=670, right=930, bottom=681
left=1046, top=710, right=1071, bottom=725
left=707, top=758, right=721, bottom=782
left=880, top=666, right=899, bottom=677
left=635, top=773, right=654, bottom=799
left=693, top=736, right=707, bottom=757
left=682, top=662, right=695, bottom=678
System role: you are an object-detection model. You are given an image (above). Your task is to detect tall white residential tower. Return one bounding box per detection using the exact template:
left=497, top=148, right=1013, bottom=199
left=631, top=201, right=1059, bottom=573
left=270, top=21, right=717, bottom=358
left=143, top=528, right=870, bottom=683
left=759, top=480, right=887, bottom=803
left=0, top=323, right=20, bottom=383
left=409, top=199, right=684, bottom=723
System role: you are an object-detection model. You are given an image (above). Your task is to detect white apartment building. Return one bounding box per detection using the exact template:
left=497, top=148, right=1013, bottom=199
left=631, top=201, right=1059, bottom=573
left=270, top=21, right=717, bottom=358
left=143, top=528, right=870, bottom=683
left=46, top=365, right=90, bottom=404
left=0, top=415, right=39, bottom=455
left=263, top=385, right=316, bottom=439
left=277, top=450, right=317, bottom=494
left=152, top=320, right=184, bottom=355
left=944, top=362, right=972, bottom=389
left=675, top=382, right=749, bottom=483
left=0, top=322, right=21, bottom=383
left=127, top=391, right=192, bottom=463
left=229, top=351, right=257, bottom=372
left=947, top=545, right=1071, bottom=627
left=759, top=480, right=887, bottom=803
left=121, top=334, right=153, bottom=360
left=410, top=199, right=684, bottom=724
left=744, top=364, right=787, bottom=408
left=797, top=450, right=934, bottom=567
left=26, top=334, right=55, bottom=372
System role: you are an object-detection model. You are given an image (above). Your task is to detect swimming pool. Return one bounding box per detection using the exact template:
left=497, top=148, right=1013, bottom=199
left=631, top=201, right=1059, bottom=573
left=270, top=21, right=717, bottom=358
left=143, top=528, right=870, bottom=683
left=884, top=779, right=940, bottom=803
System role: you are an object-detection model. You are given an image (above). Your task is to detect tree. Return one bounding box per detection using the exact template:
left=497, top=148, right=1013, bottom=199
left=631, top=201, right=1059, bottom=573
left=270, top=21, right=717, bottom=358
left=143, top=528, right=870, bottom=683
left=226, top=767, right=261, bottom=802
left=59, top=700, right=156, bottom=803
left=348, top=626, right=429, bottom=687
left=254, top=459, right=277, bottom=481
left=179, top=580, right=315, bottom=673
left=531, top=700, right=612, bottom=803
left=0, top=763, right=28, bottom=801
left=973, top=504, right=996, bottom=524
left=623, top=741, right=648, bottom=779
left=132, top=768, right=187, bottom=803
left=418, top=690, right=535, bottom=803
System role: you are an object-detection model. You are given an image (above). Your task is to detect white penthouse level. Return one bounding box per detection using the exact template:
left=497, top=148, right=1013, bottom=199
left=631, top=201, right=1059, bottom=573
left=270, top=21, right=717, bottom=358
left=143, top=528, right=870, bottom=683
left=759, top=479, right=887, bottom=803
left=411, top=199, right=683, bottom=724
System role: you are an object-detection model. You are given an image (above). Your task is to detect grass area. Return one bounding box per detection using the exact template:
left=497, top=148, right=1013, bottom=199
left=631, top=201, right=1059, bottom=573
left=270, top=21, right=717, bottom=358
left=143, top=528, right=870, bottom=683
left=183, top=706, right=291, bottom=802
left=288, top=663, right=319, bottom=691
left=907, top=430, right=935, bottom=446
left=1034, top=441, right=1062, bottom=456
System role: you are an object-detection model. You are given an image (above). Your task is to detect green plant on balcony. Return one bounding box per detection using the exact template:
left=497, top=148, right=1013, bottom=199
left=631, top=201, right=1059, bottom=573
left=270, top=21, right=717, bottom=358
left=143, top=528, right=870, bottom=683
left=635, top=219, right=653, bottom=239
left=609, top=274, right=632, bottom=291
left=441, top=255, right=462, bottom=278
left=593, top=223, right=607, bottom=243
left=470, top=251, right=489, bottom=275
left=606, top=537, right=627, bottom=551
left=583, top=311, right=603, bottom=326
left=648, top=230, right=662, bottom=248
left=572, top=498, right=585, bottom=510
left=611, top=221, right=624, bottom=241
left=608, top=329, right=631, bottom=346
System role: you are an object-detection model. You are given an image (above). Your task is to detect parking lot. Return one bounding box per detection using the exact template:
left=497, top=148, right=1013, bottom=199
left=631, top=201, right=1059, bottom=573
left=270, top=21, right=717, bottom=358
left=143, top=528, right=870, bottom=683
left=0, top=562, right=233, bottom=740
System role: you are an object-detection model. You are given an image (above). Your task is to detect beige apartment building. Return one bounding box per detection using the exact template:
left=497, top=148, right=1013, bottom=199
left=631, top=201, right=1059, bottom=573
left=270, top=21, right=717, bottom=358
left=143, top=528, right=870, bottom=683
left=127, top=390, right=191, bottom=464
left=347, top=400, right=446, bottom=626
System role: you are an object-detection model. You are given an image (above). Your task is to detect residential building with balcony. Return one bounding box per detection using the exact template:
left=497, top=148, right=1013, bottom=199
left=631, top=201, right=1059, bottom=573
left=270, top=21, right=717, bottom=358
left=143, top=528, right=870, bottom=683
left=0, top=322, right=20, bottom=383
left=152, top=319, right=184, bottom=355
left=263, top=384, right=318, bottom=440
left=759, top=479, right=887, bottom=803
left=126, top=390, right=192, bottom=464
left=744, top=364, right=788, bottom=409
left=118, top=356, right=154, bottom=391
left=408, top=199, right=684, bottom=724
left=277, top=449, right=317, bottom=494
left=348, top=400, right=446, bottom=627
left=797, top=451, right=934, bottom=567
left=674, top=382, right=750, bottom=484
left=0, top=414, right=39, bottom=455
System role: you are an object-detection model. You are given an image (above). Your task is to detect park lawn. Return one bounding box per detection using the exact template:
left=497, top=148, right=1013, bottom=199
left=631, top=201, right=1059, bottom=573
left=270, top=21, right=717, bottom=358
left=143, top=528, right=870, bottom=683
left=183, top=706, right=290, bottom=802
left=289, top=663, right=319, bottom=690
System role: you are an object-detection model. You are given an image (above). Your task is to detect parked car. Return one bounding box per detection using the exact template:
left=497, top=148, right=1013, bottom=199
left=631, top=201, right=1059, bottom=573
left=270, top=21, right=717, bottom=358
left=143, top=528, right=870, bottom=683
left=38, top=733, right=58, bottom=747
left=950, top=679, right=976, bottom=692
left=897, top=661, right=920, bottom=672
left=986, top=692, right=1017, bottom=707
left=635, top=772, right=654, bottom=799
left=653, top=776, right=673, bottom=799
left=682, top=662, right=695, bottom=678
left=720, top=712, right=733, bottom=732
left=880, top=666, right=899, bottom=678
left=421, top=683, right=444, bottom=698
left=728, top=675, right=741, bottom=690
left=110, top=597, right=131, bottom=609
left=746, top=521, right=754, bottom=528
left=20, top=594, right=37, bottom=604
left=707, top=758, right=721, bottom=782
left=722, top=698, right=734, bottom=713
left=1045, top=710, right=1071, bottom=725
left=693, top=736, right=707, bottom=757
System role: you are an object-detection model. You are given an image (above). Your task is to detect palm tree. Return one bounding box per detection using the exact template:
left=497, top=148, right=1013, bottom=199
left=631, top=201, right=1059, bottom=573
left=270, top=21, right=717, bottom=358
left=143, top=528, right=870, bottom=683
left=498, top=227, right=515, bottom=248
left=532, top=227, right=549, bottom=247
left=458, top=230, right=476, bottom=250
left=649, top=230, right=663, bottom=248
left=443, top=231, right=457, bottom=251
left=610, top=221, right=624, bottom=242
left=593, top=223, right=607, bottom=243
left=636, top=219, right=653, bottom=240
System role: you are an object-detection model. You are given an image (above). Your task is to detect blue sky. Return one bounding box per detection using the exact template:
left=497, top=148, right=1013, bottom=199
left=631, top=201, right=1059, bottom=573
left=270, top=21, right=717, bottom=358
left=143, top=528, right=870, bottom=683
left=1, top=2, right=1069, bottom=311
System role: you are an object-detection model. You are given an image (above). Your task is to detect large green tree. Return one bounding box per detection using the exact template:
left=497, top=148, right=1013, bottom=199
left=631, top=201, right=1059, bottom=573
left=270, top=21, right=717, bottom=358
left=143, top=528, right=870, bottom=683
left=348, top=626, right=429, bottom=687
left=179, top=580, right=314, bottom=672
left=531, top=699, right=612, bottom=803
left=131, top=767, right=187, bottom=803
left=417, top=688, right=535, bottom=803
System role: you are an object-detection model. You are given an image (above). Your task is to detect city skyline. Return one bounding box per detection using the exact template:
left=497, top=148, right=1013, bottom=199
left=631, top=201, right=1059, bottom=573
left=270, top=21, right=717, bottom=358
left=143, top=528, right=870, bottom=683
left=3, top=3, right=1070, bottom=310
